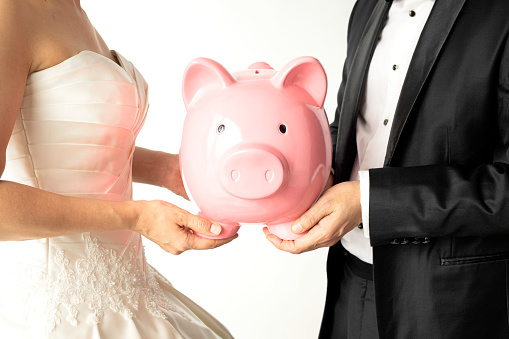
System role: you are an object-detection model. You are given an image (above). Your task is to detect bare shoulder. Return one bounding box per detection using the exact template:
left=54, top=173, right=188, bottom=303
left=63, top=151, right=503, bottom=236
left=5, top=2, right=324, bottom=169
left=0, top=0, right=33, bottom=70
left=0, top=0, right=32, bottom=28
left=0, top=0, right=35, bottom=175
left=0, top=0, right=23, bottom=11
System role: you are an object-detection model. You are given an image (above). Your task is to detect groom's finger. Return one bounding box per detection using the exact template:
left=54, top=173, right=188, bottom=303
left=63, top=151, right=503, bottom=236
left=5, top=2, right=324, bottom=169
left=264, top=226, right=321, bottom=254
left=291, top=199, right=331, bottom=235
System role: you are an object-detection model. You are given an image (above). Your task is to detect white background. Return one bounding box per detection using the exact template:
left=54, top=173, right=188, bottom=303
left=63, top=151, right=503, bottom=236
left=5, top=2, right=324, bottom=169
left=84, top=1, right=356, bottom=338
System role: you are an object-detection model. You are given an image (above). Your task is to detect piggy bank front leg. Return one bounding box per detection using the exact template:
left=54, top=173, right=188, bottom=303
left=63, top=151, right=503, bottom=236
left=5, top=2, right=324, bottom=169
left=195, top=215, right=240, bottom=240
left=267, top=221, right=307, bottom=241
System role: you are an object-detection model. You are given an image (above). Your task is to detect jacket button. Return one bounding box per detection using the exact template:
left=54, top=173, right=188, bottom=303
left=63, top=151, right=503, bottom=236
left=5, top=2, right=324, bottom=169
left=409, top=10, right=416, bottom=17
left=391, top=238, right=400, bottom=245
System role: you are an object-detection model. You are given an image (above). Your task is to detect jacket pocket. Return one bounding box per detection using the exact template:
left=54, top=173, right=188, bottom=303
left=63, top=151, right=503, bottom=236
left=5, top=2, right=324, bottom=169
left=441, top=251, right=509, bottom=266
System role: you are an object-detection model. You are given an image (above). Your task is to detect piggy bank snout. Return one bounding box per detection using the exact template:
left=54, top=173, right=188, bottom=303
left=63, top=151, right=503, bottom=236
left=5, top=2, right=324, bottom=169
left=219, top=147, right=288, bottom=200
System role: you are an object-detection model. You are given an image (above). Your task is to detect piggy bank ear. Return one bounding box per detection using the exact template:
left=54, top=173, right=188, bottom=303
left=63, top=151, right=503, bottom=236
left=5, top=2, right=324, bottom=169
left=182, top=58, right=235, bottom=108
left=271, top=57, right=327, bottom=108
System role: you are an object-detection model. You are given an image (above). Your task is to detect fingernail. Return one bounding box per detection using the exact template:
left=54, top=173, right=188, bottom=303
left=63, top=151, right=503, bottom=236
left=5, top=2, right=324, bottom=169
left=210, top=223, right=222, bottom=235
left=292, top=222, right=303, bottom=234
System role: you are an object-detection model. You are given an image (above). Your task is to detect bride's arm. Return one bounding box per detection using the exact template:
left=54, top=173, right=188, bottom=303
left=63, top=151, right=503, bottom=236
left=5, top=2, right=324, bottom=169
left=0, top=181, right=233, bottom=254
left=0, top=182, right=136, bottom=240
left=132, top=147, right=188, bottom=199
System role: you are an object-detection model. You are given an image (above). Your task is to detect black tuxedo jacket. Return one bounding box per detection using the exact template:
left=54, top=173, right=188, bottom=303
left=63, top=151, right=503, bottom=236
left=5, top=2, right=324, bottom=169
left=320, top=0, right=509, bottom=338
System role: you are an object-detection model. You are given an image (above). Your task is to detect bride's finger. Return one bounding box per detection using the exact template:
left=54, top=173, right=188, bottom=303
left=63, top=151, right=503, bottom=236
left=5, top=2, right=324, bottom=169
left=176, top=209, right=222, bottom=238
left=187, top=233, right=239, bottom=251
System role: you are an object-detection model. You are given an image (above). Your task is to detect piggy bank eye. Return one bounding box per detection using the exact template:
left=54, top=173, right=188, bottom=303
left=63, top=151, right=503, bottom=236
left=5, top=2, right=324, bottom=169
left=279, top=124, right=287, bottom=134
left=217, top=124, right=225, bottom=134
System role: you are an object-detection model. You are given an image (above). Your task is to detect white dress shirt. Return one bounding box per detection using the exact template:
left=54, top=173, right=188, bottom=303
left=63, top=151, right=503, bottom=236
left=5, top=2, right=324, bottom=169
left=341, top=0, right=436, bottom=264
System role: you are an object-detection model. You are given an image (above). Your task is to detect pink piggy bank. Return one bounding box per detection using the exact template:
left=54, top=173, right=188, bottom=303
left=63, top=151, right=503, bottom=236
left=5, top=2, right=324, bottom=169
left=179, top=57, right=332, bottom=240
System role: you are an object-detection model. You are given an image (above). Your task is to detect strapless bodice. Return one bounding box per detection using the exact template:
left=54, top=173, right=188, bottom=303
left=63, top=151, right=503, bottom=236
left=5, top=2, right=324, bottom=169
left=4, top=50, right=148, bottom=202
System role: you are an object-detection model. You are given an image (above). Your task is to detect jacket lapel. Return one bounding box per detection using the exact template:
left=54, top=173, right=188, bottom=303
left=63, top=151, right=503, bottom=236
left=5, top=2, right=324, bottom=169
left=384, top=0, right=467, bottom=166
left=335, top=0, right=392, bottom=181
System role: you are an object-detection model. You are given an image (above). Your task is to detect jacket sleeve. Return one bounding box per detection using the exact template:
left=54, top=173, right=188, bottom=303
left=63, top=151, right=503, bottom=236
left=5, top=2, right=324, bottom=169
left=368, top=35, right=509, bottom=246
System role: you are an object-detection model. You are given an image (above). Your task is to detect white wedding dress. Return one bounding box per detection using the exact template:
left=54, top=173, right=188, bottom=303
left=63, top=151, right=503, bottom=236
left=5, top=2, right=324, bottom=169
left=0, top=51, right=233, bottom=339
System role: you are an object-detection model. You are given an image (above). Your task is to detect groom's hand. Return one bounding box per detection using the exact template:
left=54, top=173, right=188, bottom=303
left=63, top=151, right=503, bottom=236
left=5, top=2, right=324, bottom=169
left=263, top=181, right=362, bottom=254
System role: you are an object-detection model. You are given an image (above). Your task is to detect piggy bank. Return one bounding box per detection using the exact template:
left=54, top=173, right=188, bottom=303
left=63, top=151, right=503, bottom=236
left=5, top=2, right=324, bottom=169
left=179, top=57, right=332, bottom=240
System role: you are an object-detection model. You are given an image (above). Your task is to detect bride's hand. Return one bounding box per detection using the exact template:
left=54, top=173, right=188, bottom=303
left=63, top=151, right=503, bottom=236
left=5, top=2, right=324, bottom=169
left=131, top=200, right=237, bottom=255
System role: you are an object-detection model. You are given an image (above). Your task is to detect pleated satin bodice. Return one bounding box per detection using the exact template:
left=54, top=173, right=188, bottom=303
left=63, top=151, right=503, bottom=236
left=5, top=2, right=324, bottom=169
left=4, top=50, right=148, bottom=201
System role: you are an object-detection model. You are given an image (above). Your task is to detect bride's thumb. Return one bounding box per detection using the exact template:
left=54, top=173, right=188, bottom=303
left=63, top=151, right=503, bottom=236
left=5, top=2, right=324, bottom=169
left=185, top=213, right=222, bottom=237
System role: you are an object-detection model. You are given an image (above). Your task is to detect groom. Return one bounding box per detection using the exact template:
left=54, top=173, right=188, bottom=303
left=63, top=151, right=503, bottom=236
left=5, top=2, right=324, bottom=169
left=264, top=0, right=509, bottom=338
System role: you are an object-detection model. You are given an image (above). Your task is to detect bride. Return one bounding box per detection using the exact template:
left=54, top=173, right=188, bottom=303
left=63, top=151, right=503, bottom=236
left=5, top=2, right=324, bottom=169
left=0, top=0, right=236, bottom=337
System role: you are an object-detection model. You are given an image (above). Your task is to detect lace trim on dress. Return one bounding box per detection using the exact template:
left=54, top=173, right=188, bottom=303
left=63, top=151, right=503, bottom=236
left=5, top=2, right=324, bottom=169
left=5, top=232, right=190, bottom=332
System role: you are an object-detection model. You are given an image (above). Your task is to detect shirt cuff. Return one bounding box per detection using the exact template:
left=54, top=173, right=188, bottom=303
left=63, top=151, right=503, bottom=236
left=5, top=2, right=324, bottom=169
left=359, top=170, right=370, bottom=239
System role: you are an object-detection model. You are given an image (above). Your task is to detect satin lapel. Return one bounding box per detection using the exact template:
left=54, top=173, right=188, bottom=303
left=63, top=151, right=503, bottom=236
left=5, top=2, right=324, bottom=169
left=383, top=0, right=467, bottom=166
left=335, top=0, right=392, bottom=180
